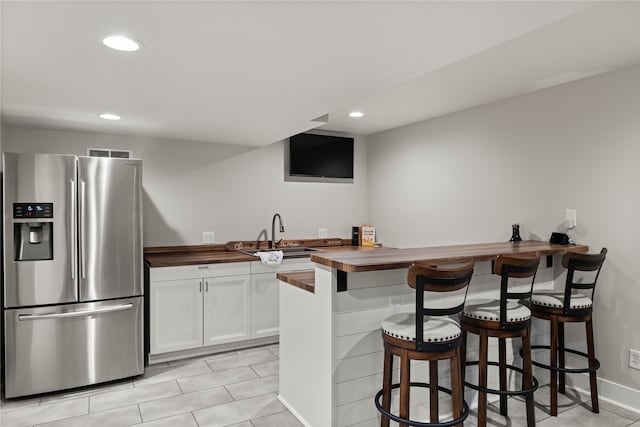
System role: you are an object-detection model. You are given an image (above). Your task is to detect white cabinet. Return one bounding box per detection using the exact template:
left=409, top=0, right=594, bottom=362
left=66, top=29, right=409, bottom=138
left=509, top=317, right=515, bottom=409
left=204, top=275, right=251, bottom=346
left=148, top=258, right=313, bottom=359
left=149, top=262, right=251, bottom=357
left=249, top=258, right=314, bottom=338
left=150, top=278, right=203, bottom=354
left=250, top=273, right=280, bottom=338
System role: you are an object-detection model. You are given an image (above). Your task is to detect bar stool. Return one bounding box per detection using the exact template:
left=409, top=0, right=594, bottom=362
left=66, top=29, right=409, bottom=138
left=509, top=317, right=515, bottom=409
left=374, top=262, right=474, bottom=427
left=461, top=255, right=540, bottom=427
left=529, top=248, right=607, bottom=416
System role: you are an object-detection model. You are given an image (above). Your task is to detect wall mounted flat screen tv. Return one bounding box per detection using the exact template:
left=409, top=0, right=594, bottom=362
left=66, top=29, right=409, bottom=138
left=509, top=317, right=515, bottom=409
left=288, top=133, right=354, bottom=179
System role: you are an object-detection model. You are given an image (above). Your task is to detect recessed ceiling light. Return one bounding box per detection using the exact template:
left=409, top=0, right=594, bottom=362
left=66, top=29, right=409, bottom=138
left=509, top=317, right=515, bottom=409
left=349, top=111, right=364, bottom=118
left=99, top=113, right=121, bottom=121
left=102, top=35, right=141, bottom=52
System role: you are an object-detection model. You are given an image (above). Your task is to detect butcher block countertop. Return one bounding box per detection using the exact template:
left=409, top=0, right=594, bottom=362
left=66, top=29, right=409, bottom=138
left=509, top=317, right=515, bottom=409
left=276, top=270, right=315, bottom=293
left=309, top=240, right=589, bottom=273
left=144, top=238, right=384, bottom=268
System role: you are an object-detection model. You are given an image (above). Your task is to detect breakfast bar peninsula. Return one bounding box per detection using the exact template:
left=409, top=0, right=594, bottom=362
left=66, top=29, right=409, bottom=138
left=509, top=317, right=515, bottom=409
left=277, top=240, right=587, bottom=427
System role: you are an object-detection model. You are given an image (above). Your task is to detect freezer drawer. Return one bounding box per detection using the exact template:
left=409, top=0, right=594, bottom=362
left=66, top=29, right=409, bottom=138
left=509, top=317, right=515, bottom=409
left=3, top=296, right=144, bottom=398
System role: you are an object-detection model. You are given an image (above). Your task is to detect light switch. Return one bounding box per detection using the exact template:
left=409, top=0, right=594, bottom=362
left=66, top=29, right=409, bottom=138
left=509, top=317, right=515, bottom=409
left=202, top=231, right=215, bottom=243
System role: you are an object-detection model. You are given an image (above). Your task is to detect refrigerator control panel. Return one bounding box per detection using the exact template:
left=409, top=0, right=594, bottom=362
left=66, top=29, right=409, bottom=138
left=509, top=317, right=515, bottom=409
left=13, top=203, right=53, bottom=219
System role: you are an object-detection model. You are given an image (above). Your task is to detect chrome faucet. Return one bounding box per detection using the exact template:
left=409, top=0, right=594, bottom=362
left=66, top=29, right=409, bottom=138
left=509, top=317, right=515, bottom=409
left=271, top=213, right=285, bottom=249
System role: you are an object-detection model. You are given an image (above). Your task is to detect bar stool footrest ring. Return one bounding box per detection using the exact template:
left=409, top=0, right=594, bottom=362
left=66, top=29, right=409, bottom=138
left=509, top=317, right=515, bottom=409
left=464, top=360, right=539, bottom=396
left=528, top=345, right=600, bottom=373
left=374, top=382, right=469, bottom=427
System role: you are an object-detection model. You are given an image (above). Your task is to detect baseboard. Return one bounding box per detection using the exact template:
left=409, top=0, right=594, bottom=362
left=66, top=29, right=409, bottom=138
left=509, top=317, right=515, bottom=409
left=567, top=372, right=640, bottom=415
left=278, top=394, right=313, bottom=427
left=147, top=336, right=278, bottom=365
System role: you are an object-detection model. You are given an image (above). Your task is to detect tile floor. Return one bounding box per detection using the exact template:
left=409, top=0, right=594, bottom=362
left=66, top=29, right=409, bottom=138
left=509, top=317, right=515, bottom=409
left=0, top=343, right=638, bottom=427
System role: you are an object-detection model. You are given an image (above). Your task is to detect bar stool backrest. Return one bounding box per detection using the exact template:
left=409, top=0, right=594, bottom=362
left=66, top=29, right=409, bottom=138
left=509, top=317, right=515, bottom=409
left=561, top=248, right=607, bottom=315
left=493, top=255, right=540, bottom=329
left=407, top=262, right=474, bottom=351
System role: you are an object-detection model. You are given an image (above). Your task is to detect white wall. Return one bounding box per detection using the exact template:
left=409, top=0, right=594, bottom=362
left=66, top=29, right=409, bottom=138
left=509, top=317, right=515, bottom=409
left=2, top=127, right=368, bottom=246
left=367, top=64, right=640, bottom=398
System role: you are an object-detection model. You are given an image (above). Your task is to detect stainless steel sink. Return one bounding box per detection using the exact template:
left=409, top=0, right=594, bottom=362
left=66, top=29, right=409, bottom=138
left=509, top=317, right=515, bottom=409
left=237, top=247, right=324, bottom=258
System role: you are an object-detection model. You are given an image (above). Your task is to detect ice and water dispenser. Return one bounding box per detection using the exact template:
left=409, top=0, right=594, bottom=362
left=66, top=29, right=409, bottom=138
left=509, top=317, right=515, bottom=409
left=13, top=203, right=54, bottom=261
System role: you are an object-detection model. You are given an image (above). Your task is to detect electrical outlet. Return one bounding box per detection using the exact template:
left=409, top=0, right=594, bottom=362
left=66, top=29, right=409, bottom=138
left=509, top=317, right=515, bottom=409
left=630, top=349, right=640, bottom=370
left=318, top=228, right=328, bottom=238
left=565, top=209, right=577, bottom=229
left=202, top=231, right=215, bottom=244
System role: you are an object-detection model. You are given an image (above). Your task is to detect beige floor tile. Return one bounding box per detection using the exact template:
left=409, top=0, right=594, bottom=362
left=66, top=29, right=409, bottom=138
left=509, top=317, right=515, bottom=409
left=34, top=404, right=140, bottom=427
left=269, top=346, right=279, bottom=358
left=531, top=384, right=590, bottom=415
left=225, top=422, right=253, bottom=427
left=178, top=367, right=258, bottom=394
left=0, top=397, right=87, bottom=427
left=224, top=375, right=279, bottom=400
left=627, top=421, right=640, bottom=427
left=134, top=361, right=212, bottom=387
left=193, top=393, right=286, bottom=427
left=39, top=379, right=134, bottom=405
left=168, top=350, right=238, bottom=367
left=139, top=386, right=232, bottom=422
left=598, top=398, right=640, bottom=422
left=537, top=405, right=633, bottom=427
left=251, top=410, right=303, bottom=427
left=127, top=412, right=198, bottom=427
left=0, top=396, right=41, bottom=413
left=207, top=350, right=277, bottom=372
left=251, top=359, right=279, bottom=377
left=90, top=380, right=181, bottom=413
left=235, top=345, right=276, bottom=356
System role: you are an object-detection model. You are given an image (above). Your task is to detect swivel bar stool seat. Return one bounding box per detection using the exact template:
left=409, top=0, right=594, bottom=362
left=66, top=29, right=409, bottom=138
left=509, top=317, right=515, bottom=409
left=375, top=262, right=474, bottom=427
left=529, top=248, right=607, bottom=416
left=461, top=255, right=540, bottom=427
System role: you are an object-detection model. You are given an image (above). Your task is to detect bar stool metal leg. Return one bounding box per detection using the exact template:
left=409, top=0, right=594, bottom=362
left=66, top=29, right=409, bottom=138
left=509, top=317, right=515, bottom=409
left=586, top=319, right=599, bottom=413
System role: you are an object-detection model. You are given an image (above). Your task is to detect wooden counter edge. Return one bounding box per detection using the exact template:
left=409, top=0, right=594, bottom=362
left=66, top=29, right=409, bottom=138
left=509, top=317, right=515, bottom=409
left=309, top=242, right=590, bottom=272
left=276, top=270, right=315, bottom=294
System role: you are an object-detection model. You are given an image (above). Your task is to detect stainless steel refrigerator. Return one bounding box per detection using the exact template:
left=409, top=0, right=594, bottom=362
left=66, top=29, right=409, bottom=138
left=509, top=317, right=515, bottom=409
left=2, top=153, right=144, bottom=398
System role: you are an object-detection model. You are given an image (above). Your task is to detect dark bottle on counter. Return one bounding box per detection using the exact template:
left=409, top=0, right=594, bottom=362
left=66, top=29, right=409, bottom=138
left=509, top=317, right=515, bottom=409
left=352, top=226, right=360, bottom=246
left=510, top=223, right=522, bottom=242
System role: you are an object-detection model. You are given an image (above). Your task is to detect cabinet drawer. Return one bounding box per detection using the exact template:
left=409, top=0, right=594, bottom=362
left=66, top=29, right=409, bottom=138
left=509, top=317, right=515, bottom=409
left=150, top=262, right=251, bottom=282
left=250, top=258, right=314, bottom=274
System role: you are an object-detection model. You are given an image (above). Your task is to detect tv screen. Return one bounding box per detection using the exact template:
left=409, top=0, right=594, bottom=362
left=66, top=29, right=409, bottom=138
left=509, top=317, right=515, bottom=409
left=289, top=133, right=354, bottom=179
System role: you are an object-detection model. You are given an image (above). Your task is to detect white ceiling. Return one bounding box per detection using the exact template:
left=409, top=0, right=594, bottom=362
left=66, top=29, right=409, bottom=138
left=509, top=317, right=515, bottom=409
left=1, top=1, right=639, bottom=147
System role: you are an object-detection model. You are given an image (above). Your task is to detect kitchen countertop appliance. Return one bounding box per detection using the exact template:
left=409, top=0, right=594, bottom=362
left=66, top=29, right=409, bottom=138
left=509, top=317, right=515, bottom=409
left=2, top=153, right=144, bottom=398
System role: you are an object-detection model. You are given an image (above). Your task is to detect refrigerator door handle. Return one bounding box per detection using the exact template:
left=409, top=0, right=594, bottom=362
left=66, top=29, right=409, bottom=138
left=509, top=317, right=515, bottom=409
left=18, top=303, right=133, bottom=321
left=79, top=179, right=86, bottom=279
left=70, top=179, right=77, bottom=280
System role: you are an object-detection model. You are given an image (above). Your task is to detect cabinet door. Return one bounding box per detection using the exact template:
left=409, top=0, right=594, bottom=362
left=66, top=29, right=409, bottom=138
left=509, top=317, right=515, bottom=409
left=150, top=279, right=203, bottom=354
left=250, top=272, right=280, bottom=338
left=203, top=275, right=251, bottom=346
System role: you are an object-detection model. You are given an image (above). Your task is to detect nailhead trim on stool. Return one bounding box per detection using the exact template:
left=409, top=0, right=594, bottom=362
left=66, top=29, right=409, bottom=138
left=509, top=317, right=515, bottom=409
left=381, top=313, right=461, bottom=343
left=463, top=298, right=531, bottom=323
left=531, top=292, right=592, bottom=309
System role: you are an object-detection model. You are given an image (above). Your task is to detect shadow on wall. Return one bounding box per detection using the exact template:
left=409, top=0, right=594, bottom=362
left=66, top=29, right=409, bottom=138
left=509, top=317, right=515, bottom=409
left=143, top=189, right=182, bottom=247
